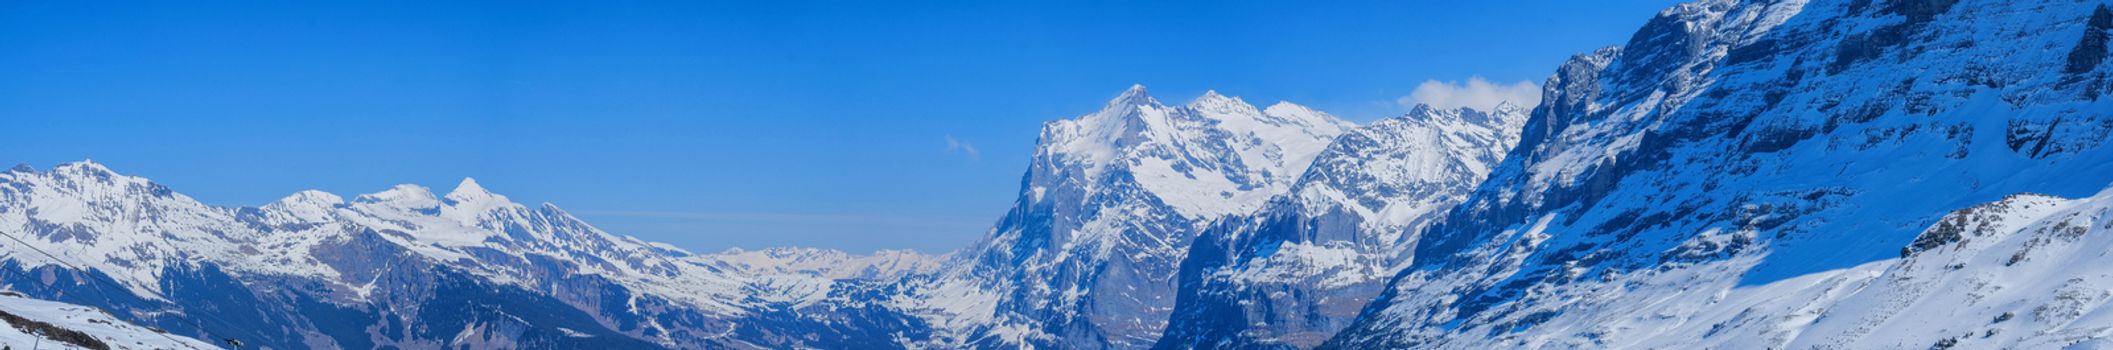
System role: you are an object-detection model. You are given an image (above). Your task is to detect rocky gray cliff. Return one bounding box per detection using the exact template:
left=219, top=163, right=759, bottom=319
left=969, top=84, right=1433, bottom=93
left=1326, top=0, right=2113, bottom=347
left=1155, top=104, right=1525, bottom=349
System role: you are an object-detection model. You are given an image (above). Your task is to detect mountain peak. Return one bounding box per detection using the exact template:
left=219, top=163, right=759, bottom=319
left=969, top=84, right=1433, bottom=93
left=449, top=177, right=490, bottom=196
left=1103, top=84, right=1159, bottom=112
left=278, top=189, right=345, bottom=206
left=1398, top=103, right=1522, bottom=127
left=1041, top=85, right=1173, bottom=168
left=1033, top=85, right=1355, bottom=220
left=1404, top=103, right=1442, bottom=117
left=1190, top=90, right=1258, bottom=116
left=34, top=160, right=156, bottom=191
left=1260, top=101, right=1321, bottom=118
left=1190, top=89, right=1239, bottom=104
left=1124, top=83, right=1148, bottom=94
left=53, top=159, right=114, bottom=176
left=444, top=177, right=509, bottom=210
left=261, top=190, right=346, bottom=223
left=1258, top=101, right=1353, bottom=136
left=357, top=184, right=441, bottom=209
left=1492, top=101, right=1522, bottom=114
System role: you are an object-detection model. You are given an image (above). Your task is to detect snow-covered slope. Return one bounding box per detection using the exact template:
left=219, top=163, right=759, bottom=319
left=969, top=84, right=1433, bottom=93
left=0, top=292, right=218, bottom=350
left=1304, top=185, right=2113, bottom=349
left=895, top=85, right=1355, bottom=349
left=1586, top=186, right=2113, bottom=349
left=1156, top=103, right=1527, bottom=349
left=1785, top=186, right=2113, bottom=349
left=1326, top=0, right=2113, bottom=347
left=0, top=161, right=277, bottom=297
left=0, top=161, right=941, bottom=349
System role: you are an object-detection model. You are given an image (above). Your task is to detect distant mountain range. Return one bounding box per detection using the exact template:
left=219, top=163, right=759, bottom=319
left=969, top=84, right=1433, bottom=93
left=4, top=0, right=2112, bottom=349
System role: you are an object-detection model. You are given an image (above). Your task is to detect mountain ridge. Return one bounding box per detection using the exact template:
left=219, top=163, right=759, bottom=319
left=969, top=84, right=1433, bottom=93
left=1325, top=0, right=2113, bottom=347
left=1155, top=102, right=1528, bottom=349
left=8, top=0, right=2112, bottom=347
left=0, top=84, right=1383, bottom=349
left=0, top=160, right=951, bottom=348
left=897, top=85, right=1361, bottom=349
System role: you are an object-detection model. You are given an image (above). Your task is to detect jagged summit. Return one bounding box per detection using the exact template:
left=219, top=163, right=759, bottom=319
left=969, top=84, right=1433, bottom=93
left=1157, top=102, right=1528, bottom=349
left=15, top=160, right=135, bottom=185
left=1103, top=83, right=1158, bottom=111
left=54, top=159, right=110, bottom=172
left=39, top=160, right=127, bottom=183
left=1399, top=102, right=1519, bottom=127
left=1187, top=89, right=1257, bottom=115
left=1037, top=85, right=1355, bottom=218
left=443, top=177, right=503, bottom=205
left=1491, top=100, right=1520, bottom=113
left=356, top=183, right=440, bottom=208
left=1260, top=100, right=1321, bottom=116
left=904, top=85, right=1360, bottom=349
left=257, top=189, right=345, bottom=225
left=452, top=177, right=487, bottom=195
left=277, top=189, right=344, bottom=204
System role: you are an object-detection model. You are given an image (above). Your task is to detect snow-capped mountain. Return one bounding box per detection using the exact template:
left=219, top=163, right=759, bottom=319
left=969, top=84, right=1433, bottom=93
left=0, top=292, right=218, bottom=350
left=1325, top=0, right=2113, bottom=347
left=1156, top=103, right=1527, bottom=349
left=893, top=85, right=1356, bottom=349
left=10, top=0, right=2110, bottom=347
left=0, top=161, right=940, bottom=349
left=0, top=84, right=1364, bottom=349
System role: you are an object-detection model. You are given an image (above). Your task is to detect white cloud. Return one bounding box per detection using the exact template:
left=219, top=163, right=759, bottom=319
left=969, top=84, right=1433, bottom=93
left=1398, top=77, right=1541, bottom=112
left=945, top=134, right=980, bottom=161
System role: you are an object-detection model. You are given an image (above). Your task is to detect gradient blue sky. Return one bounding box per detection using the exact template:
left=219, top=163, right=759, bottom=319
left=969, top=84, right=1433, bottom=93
left=0, top=1, right=1680, bottom=254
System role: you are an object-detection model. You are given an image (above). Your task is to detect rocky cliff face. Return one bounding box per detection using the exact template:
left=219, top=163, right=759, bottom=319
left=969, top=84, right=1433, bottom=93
left=0, top=85, right=1363, bottom=350
left=894, top=86, right=1356, bottom=349
left=1154, top=104, right=1526, bottom=349
left=1325, top=0, right=2113, bottom=347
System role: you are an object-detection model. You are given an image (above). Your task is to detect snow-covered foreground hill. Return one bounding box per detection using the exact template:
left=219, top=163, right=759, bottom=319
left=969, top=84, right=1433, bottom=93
left=1319, top=184, right=2113, bottom=349
left=0, top=292, right=218, bottom=350
left=1671, top=186, right=2113, bottom=349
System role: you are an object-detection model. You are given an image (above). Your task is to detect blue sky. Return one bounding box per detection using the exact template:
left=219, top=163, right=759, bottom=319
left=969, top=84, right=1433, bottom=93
left=0, top=1, right=1680, bottom=254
